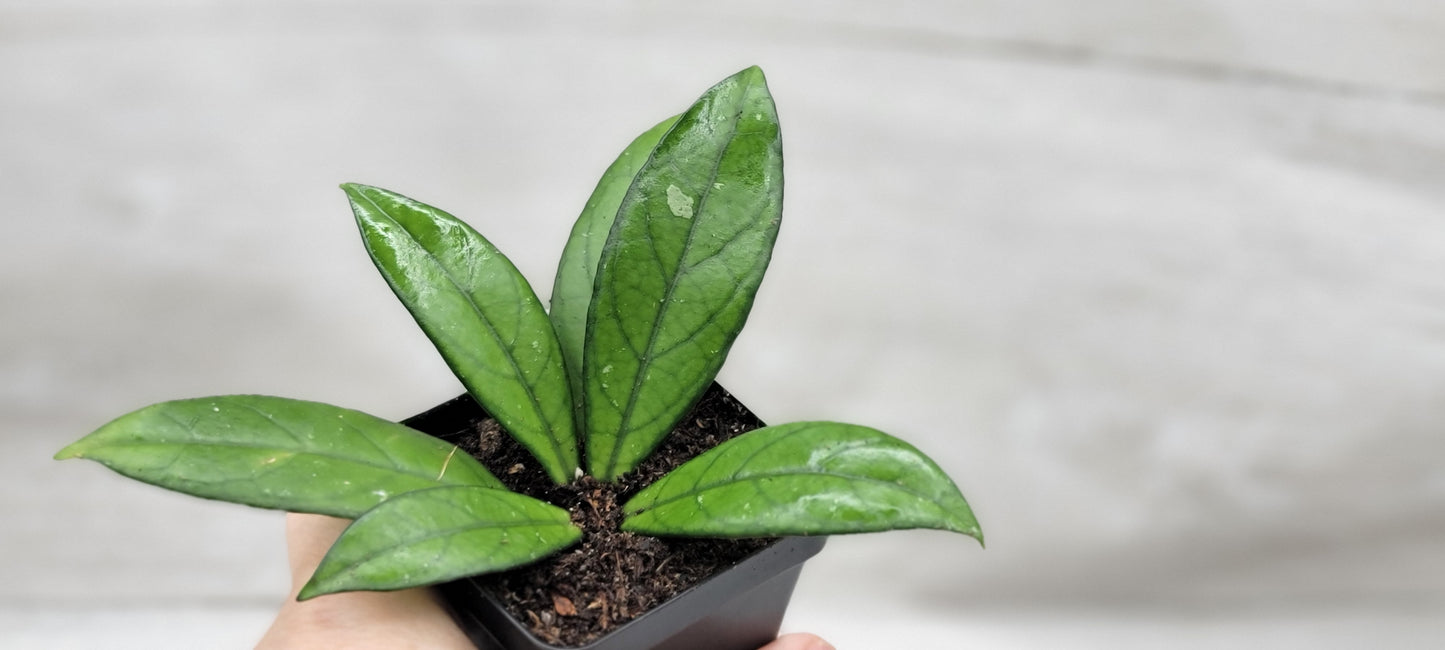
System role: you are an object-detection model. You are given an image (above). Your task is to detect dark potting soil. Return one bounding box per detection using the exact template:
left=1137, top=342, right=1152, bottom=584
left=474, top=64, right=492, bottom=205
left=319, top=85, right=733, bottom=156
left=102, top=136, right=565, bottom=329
left=441, top=384, right=772, bottom=647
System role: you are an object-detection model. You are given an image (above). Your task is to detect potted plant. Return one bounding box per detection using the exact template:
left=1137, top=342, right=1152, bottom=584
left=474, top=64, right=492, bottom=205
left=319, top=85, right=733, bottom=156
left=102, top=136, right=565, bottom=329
left=55, top=66, right=982, bottom=649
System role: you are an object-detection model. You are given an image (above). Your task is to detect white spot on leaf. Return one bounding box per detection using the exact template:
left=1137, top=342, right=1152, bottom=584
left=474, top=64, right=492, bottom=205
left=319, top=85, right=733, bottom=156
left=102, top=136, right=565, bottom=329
left=666, top=184, right=694, bottom=219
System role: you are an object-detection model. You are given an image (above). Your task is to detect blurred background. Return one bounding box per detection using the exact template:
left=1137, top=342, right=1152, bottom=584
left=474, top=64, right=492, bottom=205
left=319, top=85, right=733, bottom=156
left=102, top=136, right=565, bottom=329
left=4, top=1, right=1444, bottom=648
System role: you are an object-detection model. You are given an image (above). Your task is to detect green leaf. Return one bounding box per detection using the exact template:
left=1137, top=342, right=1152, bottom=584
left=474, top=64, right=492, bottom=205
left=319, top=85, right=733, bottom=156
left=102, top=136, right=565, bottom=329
left=54, top=395, right=500, bottom=518
left=298, top=485, right=581, bottom=599
left=345, top=184, right=578, bottom=484
left=550, top=115, right=679, bottom=428
left=585, top=66, right=784, bottom=481
left=622, top=422, right=982, bottom=542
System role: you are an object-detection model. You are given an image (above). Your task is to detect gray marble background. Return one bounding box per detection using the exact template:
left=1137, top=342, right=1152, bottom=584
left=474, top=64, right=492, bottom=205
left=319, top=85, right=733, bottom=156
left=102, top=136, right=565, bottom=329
left=4, top=1, right=1443, bottom=648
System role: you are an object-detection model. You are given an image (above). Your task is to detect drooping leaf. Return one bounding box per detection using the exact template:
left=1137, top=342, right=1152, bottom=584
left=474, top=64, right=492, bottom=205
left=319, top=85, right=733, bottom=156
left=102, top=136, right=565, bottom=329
left=345, top=184, right=578, bottom=484
left=585, top=66, right=784, bottom=481
left=54, top=395, right=500, bottom=517
left=550, top=115, right=679, bottom=428
left=298, top=485, right=581, bottom=599
left=622, top=422, right=982, bottom=542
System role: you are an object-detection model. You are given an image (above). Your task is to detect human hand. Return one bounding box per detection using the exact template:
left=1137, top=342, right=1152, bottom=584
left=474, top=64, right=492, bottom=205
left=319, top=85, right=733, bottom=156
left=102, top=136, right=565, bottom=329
left=761, top=633, right=836, bottom=650
left=256, top=513, right=475, bottom=649
left=257, top=513, right=832, bottom=650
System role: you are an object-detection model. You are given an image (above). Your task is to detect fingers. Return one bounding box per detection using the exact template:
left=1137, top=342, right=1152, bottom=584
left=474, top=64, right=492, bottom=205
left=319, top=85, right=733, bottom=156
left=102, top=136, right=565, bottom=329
left=762, top=633, right=835, bottom=650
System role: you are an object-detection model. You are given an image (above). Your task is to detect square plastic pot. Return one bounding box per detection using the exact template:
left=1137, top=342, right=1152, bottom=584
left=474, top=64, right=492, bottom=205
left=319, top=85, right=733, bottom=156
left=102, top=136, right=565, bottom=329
left=440, top=535, right=825, bottom=650
left=402, top=388, right=826, bottom=650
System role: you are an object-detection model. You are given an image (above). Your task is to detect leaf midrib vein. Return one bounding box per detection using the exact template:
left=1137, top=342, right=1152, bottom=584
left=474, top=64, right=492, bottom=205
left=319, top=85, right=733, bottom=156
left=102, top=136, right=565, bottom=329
left=631, top=468, right=951, bottom=515
left=356, top=192, right=567, bottom=475
left=332, top=520, right=578, bottom=582
left=603, top=93, right=756, bottom=479
left=90, top=438, right=455, bottom=482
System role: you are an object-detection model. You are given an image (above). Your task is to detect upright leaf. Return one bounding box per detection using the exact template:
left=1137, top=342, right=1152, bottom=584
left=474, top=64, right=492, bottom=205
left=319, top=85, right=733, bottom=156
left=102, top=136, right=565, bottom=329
left=54, top=395, right=500, bottom=517
left=622, top=422, right=982, bottom=542
left=346, top=184, right=578, bottom=484
left=299, top=485, right=582, bottom=599
left=585, top=66, right=784, bottom=481
left=550, top=115, right=679, bottom=428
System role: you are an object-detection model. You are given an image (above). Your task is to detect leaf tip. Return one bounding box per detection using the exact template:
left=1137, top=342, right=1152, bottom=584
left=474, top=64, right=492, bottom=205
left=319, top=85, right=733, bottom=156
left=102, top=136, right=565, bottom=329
left=53, top=441, right=84, bottom=460
left=295, top=579, right=328, bottom=602
left=561, top=523, right=585, bottom=548
left=950, top=517, right=984, bottom=548
left=733, top=65, right=773, bottom=97
left=296, top=567, right=350, bottom=601
left=339, top=182, right=376, bottom=203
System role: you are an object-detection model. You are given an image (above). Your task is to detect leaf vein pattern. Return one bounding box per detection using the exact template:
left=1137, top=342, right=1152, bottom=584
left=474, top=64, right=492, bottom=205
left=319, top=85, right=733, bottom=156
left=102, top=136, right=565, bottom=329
left=337, top=520, right=574, bottom=581
left=604, top=101, right=749, bottom=478
left=89, top=440, right=447, bottom=479
left=355, top=191, right=566, bottom=471
left=639, top=469, right=950, bottom=515
left=685, top=428, right=797, bottom=496
left=650, top=274, right=757, bottom=362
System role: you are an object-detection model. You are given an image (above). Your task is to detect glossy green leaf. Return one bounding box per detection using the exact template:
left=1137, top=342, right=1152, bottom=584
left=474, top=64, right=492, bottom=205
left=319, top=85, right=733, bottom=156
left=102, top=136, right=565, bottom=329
left=550, top=114, right=679, bottom=427
left=622, top=422, right=982, bottom=542
left=346, top=184, right=578, bottom=484
left=585, top=66, right=784, bottom=481
left=299, top=485, right=582, bottom=599
left=54, top=395, right=500, bottom=517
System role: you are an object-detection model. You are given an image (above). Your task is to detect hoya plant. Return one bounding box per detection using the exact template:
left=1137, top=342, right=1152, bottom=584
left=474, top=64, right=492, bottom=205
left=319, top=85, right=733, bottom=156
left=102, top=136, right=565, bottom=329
left=56, top=66, right=981, bottom=602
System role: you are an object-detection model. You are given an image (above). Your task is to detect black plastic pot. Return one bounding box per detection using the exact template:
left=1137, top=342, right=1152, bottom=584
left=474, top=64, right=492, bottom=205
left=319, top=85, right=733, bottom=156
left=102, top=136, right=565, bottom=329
left=402, top=389, right=826, bottom=650
left=441, top=535, right=824, bottom=650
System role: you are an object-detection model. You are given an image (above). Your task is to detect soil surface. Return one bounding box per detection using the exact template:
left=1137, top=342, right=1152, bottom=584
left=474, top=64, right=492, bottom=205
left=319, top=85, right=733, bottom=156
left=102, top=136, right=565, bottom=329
left=427, top=384, right=772, bottom=647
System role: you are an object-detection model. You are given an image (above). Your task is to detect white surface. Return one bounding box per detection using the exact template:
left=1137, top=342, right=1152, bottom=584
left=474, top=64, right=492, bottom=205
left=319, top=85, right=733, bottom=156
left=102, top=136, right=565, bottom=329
left=783, top=600, right=1445, bottom=650
left=0, top=605, right=277, bottom=650
left=4, top=1, right=1444, bottom=647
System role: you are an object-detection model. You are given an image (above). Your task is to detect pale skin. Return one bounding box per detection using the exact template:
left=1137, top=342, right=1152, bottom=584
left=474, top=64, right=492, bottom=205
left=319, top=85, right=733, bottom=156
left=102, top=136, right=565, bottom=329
left=258, top=514, right=834, bottom=650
